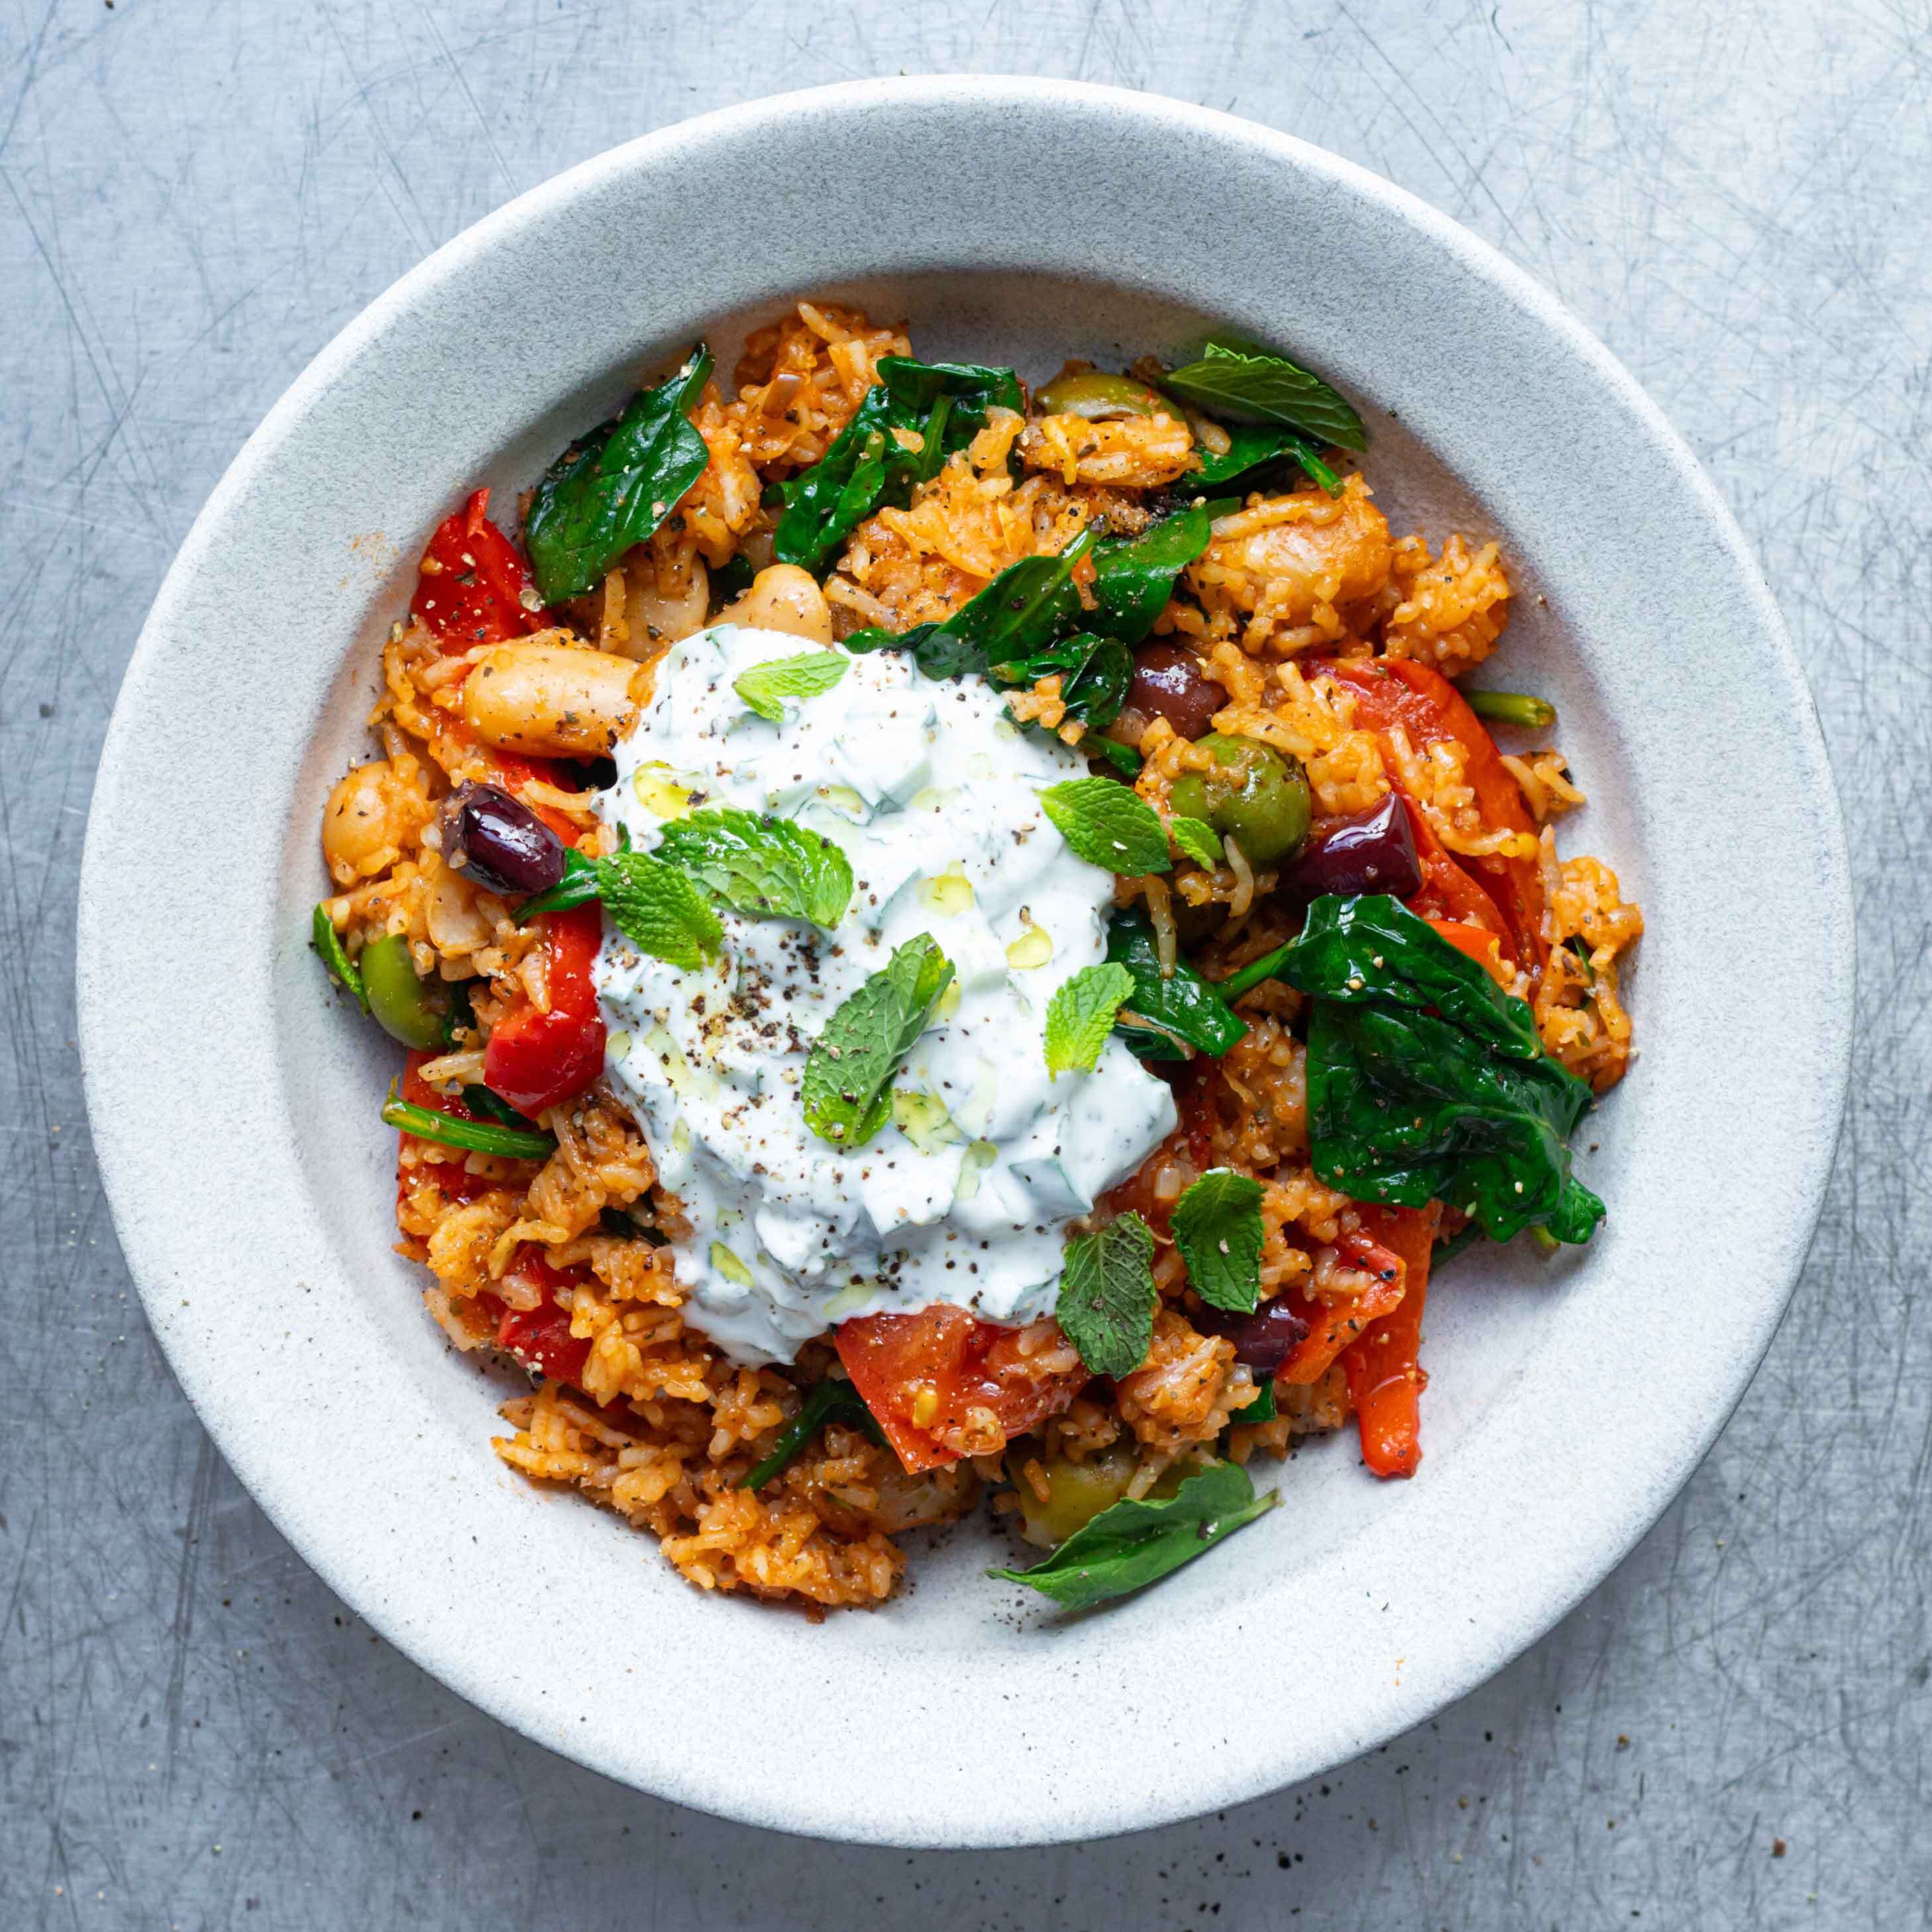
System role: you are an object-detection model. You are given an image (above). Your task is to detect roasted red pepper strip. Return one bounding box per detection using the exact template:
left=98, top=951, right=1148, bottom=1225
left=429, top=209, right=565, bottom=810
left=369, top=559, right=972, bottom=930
left=410, top=488, right=549, bottom=649
left=1339, top=1202, right=1443, bottom=1479
left=482, top=902, right=607, bottom=1116
left=836, top=1305, right=1089, bottom=1474
left=1277, top=1230, right=1409, bottom=1388
left=1424, top=917, right=1508, bottom=977
left=1398, top=791, right=1516, bottom=959
left=490, top=1247, right=594, bottom=1387
left=1317, top=657, right=1544, bottom=963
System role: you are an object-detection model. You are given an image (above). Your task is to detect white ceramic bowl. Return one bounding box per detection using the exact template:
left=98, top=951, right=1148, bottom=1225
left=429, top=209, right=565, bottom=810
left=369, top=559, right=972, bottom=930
left=79, top=77, right=1852, bottom=1848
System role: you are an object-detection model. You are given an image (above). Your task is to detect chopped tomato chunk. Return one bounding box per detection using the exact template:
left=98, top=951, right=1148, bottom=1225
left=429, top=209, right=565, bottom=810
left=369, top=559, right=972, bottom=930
left=410, top=488, right=549, bottom=649
left=1424, top=917, right=1511, bottom=985
left=489, top=1248, right=594, bottom=1387
left=836, top=1305, right=1090, bottom=1474
left=482, top=902, right=606, bottom=1116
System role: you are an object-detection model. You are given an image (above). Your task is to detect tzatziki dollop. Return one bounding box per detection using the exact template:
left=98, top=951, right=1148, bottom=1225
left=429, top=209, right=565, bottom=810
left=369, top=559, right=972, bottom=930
left=592, top=623, right=1178, bottom=1366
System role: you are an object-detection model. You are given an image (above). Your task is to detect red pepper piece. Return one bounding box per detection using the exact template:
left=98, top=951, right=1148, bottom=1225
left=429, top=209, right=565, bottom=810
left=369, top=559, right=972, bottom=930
left=482, top=902, right=606, bottom=1116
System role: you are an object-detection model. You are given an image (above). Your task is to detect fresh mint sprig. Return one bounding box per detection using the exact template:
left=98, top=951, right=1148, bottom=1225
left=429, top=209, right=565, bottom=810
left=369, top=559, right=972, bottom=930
left=733, top=650, right=850, bottom=722
left=801, top=934, right=955, bottom=1148
left=1040, top=777, right=1172, bottom=877
left=1042, top=963, right=1136, bottom=1077
left=1055, top=1212, right=1157, bottom=1377
left=1170, top=1168, right=1265, bottom=1314
left=653, top=808, right=853, bottom=927
left=989, top=1460, right=1278, bottom=1609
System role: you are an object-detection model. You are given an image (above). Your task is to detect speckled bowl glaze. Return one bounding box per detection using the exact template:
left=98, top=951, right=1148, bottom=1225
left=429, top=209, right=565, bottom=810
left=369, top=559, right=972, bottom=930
left=78, top=78, right=1852, bottom=1848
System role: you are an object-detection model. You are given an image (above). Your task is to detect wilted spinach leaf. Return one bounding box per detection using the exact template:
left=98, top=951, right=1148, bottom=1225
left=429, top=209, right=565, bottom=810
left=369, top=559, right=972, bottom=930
left=1277, top=894, right=1605, bottom=1244
left=772, top=358, right=1024, bottom=576
left=1104, top=907, right=1248, bottom=1061
left=524, top=346, right=714, bottom=604
left=1162, top=341, right=1366, bottom=451
left=1188, top=421, right=1342, bottom=497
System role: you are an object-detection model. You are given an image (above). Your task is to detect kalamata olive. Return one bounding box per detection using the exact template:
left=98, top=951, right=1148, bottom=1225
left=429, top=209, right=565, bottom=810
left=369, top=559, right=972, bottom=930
left=1286, top=793, right=1422, bottom=900
left=440, top=782, right=568, bottom=898
left=1167, top=733, right=1311, bottom=867
left=1033, top=370, right=1176, bottom=421
left=1194, top=1296, right=1308, bottom=1375
left=1128, top=644, right=1227, bottom=743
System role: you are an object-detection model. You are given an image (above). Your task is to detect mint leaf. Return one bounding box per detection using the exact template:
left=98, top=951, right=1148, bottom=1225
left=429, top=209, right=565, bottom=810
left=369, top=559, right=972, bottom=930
left=653, top=807, right=853, bottom=928
left=596, top=849, right=723, bottom=969
left=989, top=1460, right=1278, bottom=1609
left=1043, top=963, right=1136, bottom=1077
left=1040, top=778, right=1171, bottom=877
left=1169, top=815, right=1222, bottom=869
left=733, top=649, right=850, bottom=722
left=1162, top=341, right=1366, bottom=452
left=1170, top=1169, right=1265, bottom=1314
left=802, top=934, right=955, bottom=1147
left=523, top=346, right=714, bottom=604
left=1056, top=1212, right=1157, bottom=1377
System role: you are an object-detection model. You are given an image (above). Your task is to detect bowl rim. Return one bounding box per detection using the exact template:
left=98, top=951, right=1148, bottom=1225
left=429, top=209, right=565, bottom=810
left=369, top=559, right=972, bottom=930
left=79, top=74, right=1853, bottom=1847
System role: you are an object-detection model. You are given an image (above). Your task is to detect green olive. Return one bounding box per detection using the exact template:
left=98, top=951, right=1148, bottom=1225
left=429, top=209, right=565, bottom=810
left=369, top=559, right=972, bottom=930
left=360, top=934, right=447, bottom=1049
left=1032, top=370, right=1179, bottom=423
left=1013, top=1446, right=1137, bottom=1549
left=1169, top=733, right=1311, bottom=867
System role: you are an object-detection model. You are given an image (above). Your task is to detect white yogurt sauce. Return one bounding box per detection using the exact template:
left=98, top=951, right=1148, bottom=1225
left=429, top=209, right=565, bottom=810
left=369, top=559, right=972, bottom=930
left=592, top=623, right=1178, bottom=1366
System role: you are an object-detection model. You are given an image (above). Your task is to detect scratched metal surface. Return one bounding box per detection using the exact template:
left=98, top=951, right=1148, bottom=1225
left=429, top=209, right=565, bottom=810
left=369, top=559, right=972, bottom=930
left=3, top=1, right=1925, bottom=1924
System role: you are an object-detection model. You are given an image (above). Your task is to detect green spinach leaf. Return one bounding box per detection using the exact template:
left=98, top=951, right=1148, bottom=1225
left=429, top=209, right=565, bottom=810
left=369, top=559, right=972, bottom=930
left=989, top=1460, right=1278, bottom=1609
left=1188, top=420, right=1342, bottom=497
left=1277, top=894, right=1605, bottom=1244
left=1104, top=908, right=1248, bottom=1061
left=843, top=528, right=1097, bottom=678
left=773, top=358, right=1024, bottom=576
left=524, top=346, right=715, bottom=604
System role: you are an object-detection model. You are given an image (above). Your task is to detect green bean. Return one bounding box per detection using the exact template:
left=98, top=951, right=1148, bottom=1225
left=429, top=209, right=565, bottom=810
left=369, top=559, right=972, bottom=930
left=1465, top=690, right=1556, bottom=729
left=311, top=903, right=367, bottom=1010
left=381, top=1089, right=557, bottom=1160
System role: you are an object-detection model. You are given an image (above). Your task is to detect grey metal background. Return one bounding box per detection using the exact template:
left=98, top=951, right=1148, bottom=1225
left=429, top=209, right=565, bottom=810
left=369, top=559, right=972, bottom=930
left=4, top=1, right=1925, bottom=1924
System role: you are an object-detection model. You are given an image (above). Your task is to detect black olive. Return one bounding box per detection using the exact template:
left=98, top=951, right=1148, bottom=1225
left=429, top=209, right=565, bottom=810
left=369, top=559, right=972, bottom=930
left=1193, top=1297, right=1309, bottom=1373
left=1286, top=793, right=1422, bottom=900
left=440, top=782, right=567, bottom=898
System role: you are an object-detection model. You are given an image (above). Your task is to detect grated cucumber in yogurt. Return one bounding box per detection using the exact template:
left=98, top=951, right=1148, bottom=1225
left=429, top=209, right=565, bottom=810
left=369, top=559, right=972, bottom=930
left=592, top=623, right=1177, bottom=1366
